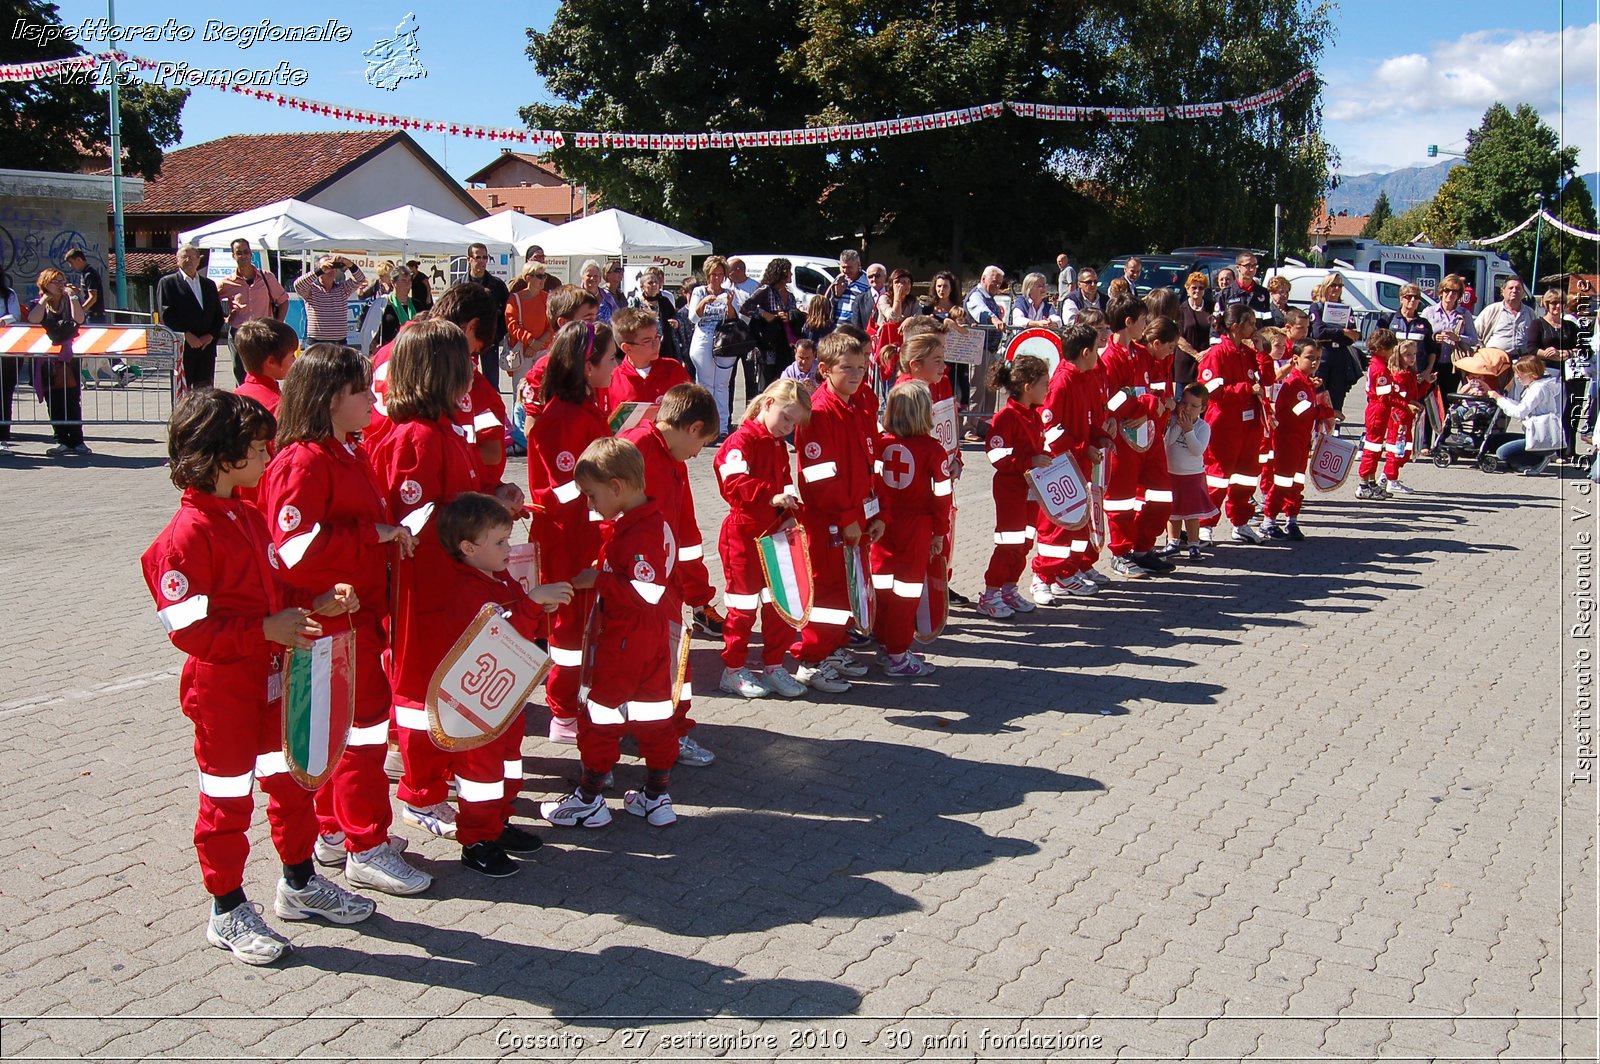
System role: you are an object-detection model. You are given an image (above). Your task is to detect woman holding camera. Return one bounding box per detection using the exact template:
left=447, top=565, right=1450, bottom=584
left=27, top=268, right=88, bottom=456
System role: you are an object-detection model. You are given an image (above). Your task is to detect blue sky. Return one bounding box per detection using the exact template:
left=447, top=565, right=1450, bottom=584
left=45, top=1, right=1598, bottom=180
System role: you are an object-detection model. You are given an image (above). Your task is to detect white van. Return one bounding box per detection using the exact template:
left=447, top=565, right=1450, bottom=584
left=1318, top=238, right=1517, bottom=303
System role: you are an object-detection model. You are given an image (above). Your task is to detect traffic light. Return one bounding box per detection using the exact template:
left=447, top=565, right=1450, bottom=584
left=1427, top=145, right=1438, bottom=157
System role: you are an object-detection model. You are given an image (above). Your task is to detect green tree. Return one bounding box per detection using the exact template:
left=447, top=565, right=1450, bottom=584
left=0, top=0, right=188, bottom=177
left=1551, top=176, right=1599, bottom=277
left=1374, top=201, right=1427, bottom=245
left=1360, top=191, right=1392, bottom=238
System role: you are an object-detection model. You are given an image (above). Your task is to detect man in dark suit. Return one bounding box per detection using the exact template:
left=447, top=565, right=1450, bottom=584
left=159, top=245, right=226, bottom=389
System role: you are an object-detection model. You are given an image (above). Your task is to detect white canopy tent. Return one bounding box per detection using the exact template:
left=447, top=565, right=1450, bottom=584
left=178, top=198, right=399, bottom=253
left=534, top=208, right=712, bottom=258
left=467, top=211, right=555, bottom=255
left=359, top=205, right=512, bottom=260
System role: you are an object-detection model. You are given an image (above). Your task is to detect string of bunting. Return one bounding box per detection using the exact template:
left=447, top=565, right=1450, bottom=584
left=0, top=52, right=1311, bottom=148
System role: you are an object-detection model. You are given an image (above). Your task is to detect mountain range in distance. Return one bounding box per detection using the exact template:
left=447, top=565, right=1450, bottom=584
left=1327, top=159, right=1600, bottom=218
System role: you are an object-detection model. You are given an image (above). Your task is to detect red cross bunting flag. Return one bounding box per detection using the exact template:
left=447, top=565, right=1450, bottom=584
left=427, top=603, right=551, bottom=751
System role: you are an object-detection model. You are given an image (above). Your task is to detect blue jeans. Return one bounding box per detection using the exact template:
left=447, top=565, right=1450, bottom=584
left=1496, top=437, right=1553, bottom=472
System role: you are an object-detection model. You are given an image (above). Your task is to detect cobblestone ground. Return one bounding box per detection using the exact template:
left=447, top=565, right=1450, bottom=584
left=0, top=387, right=1594, bottom=1062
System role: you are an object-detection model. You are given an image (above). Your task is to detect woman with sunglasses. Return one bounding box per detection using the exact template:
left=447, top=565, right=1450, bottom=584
left=1532, top=288, right=1583, bottom=459
left=1309, top=272, right=1363, bottom=423
left=1421, top=274, right=1478, bottom=451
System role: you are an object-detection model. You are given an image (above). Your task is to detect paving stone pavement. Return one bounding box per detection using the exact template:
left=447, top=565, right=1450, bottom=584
left=0, top=395, right=1594, bottom=1062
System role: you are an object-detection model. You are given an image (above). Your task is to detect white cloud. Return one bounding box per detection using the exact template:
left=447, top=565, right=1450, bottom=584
left=1324, top=22, right=1599, bottom=175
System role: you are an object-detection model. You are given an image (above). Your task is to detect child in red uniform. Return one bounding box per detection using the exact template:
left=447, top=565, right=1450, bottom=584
left=1262, top=340, right=1337, bottom=539
left=619, top=383, right=720, bottom=765
left=542, top=438, right=680, bottom=828
left=979, top=353, right=1050, bottom=618
left=369, top=321, right=520, bottom=839
left=894, top=325, right=966, bottom=602
left=143, top=389, right=371, bottom=967
left=791, top=331, right=881, bottom=694
left=520, top=286, right=601, bottom=430
left=1100, top=297, right=1177, bottom=578
left=715, top=378, right=812, bottom=699
left=1138, top=316, right=1181, bottom=561
left=1381, top=340, right=1427, bottom=496
left=1033, top=322, right=1113, bottom=604
left=261, top=344, right=431, bottom=896
left=1198, top=304, right=1265, bottom=543
left=431, top=494, right=572, bottom=875
left=608, top=306, right=692, bottom=407
left=232, top=318, right=298, bottom=416
left=872, top=381, right=954, bottom=676
left=528, top=320, right=618, bottom=744
left=1355, top=328, right=1399, bottom=500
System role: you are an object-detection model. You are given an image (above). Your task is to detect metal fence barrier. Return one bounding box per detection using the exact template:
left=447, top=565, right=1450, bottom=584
left=1, top=323, right=181, bottom=429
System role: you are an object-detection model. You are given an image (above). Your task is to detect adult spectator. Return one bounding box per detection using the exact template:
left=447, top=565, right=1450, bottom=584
left=1121, top=257, right=1143, bottom=292
left=1474, top=278, right=1537, bottom=357
left=217, top=238, right=289, bottom=385
left=1216, top=252, right=1272, bottom=323
left=1487, top=354, right=1566, bottom=473
left=161, top=246, right=227, bottom=390
left=727, top=257, right=762, bottom=406
left=688, top=255, right=743, bottom=433
left=1421, top=273, right=1478, bottom=396
left=358, top=261, right=395, bottom=300
left=604, top=262, right=627, bottom=314
left=0, top=264, right=20, bottom=456
left=927, top=269, right=972, bottom=405
left=406, top=259, right=433, bottom=311
left=1266, top=275, right=1292, bottom=328
left=292, top=254, right=365, bottom=346
left=1062, top=267, right=1106, bottom=322
left=829, top=249, right=871, bottom=329
left=1009, top=272, right=1059, bottom=327
left=375, top=266, right=421, bottom=349
left=1308, top=272, right=1363, bottom=422
left=524, top=246, right=562, bottom=292
left=1382, top=284, right=1439, bottom=375
left=1531, top=289, right=1583, bottom=458
left=63, top=248, right=104, bottom=325
left=873, top=268, right=918, bottom=399
left=742, top=258, right=801, bottom=385
left=464, top=242, right=510, bottom=388
left=577, top=260, right=615, bottom=325
left=965, top=265, right=1007, bottom=372
left=1056, top=253, right=1073, bottom=304
left=630, top=266, right=682, bottom=363
left=27, top=267, right=88, bottom=456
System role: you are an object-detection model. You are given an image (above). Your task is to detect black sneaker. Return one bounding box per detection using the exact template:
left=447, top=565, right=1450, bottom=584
left=461, top=841, right=518, bottom=878
left=692, top=607, right=725, bottom=637
left=1262, top=521, right=1288, bottom=540
left=847, top=627, right=874, bottom=649
left=947, top=589, right=970, bottom=605
left=1133, top=551, right=1176, bottom=573
left=497, top=823, right=544, bottom=854
left=1285, top=521, right=1306, bottom=542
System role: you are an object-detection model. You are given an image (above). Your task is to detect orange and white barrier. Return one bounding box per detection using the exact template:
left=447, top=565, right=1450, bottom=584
left=0, top=325, right=154, bottom=356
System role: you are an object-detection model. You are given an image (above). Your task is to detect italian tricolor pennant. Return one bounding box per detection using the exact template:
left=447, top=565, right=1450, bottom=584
left=757, top=526, right=813, bottom=626
left=282, top=630, right=356, bottom=790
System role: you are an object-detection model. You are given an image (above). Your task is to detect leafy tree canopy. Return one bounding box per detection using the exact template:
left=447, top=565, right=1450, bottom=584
left=1360, top=191, right=1392, bottom=238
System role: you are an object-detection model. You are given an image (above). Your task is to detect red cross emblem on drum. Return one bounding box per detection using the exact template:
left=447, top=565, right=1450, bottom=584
left=880, top=443, right=915, bottom=490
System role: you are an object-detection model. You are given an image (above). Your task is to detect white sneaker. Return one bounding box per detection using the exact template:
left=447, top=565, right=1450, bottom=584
left=401, top=801, right=458, bottom=839
left=1231, top=525, right=1264, bottom=544
left=541, top=790, right=612, bottom=828
left=1029, top=578, right=1057, bottom=606
left=316, top=831, right=410, bottom=866
left=1111, top=555, right=1150, bottom=579
left=762, top=666, right=807, bottom=698
left=205, top=902, right=290, bottom=966
left=548, top=716, right=579, bottom=744
left=1199, top=526, right=1215, bottom=546
left=345, top=839, right=432, bottom=896
left=1082, top=567, right=1112, bottom=584
left=623, top=789, right=678, bottom=827
left=823, top=649, right=869, bottom=677
left=797, top=660, right=851, bottom=693
left=677, top=735, right=716, bottom=767
left=1059, top=574, right=1098, bottom=596
left=1000, top=585, right=1036, bottom=613
left=718, top=666, right=770, bottom=699
left=883, top=651, right=935, bottom=677
left=1385, top=479, right=1417, bottom=495
left=273, top=874, right=376, bottom=924
left=976, top=589, right=1015, bottom=619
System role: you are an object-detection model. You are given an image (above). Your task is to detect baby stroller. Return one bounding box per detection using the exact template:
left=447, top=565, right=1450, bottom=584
left=1431, top=348, right=1512, bottom=472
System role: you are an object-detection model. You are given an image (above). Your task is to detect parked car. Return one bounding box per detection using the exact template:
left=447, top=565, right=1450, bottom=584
left=1099, top=255, right=1202, bottom=299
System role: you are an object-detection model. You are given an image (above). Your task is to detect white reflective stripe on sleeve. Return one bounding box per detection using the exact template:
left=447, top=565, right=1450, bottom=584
left=254, top=751, right=289, bottom=779
left=724, top=591, right=762, bottom=610
left=1375, top=384, right=1392, bottom=395
left=455, top=776, right=504, bottom=803
left=1229, top=474, right=1258, bottom=486
left=157, top=595, right=209, bottom=633
left=1107, top=390, right=1128, bottom=411
left=277, top=524, right=322, bottom=568
left=395, top=706, right=430, bottom=730
left=552, top=480, right=581, bottom=504
left=1069, top=539, right=1089, bottom=551
left=807, top=606, right=853, bottom=626
left=627, top=699, right=675, bottom=721
left=1260, top=450, right=1275, bottom=460
left=1206, top=475, right=1230, bottom=489
left=1204, top=377, right=1223, bottom=392
left=1273, top=474, right=1295, bottom=487
left=1151, top=382, right=1169, bottom=392
left=1144, top=489, right=1174, bottom=503
left=548, top=645, right=583, bottom=667
left=632, top=580, right=666, bottom=604
left=504, top=759, right=523, bottom=781
left=933, top=479, right=953, bottom=497
left=677, top=543, right=704, bottom=562
left=1293, top=399, right=1312, bottom=415
left=473, top=410, right=501, bottom=432
left=347, top=721, right=389, bottom=747
left=759, top=588, right=774, bottom=603
left=718, top=456, right=749, bottom=478
left=801, top=461, right=838, bottom=482
left=1104, top=496, right=1139, bottom=511
left=197, top=770, right=253, bottom=798
left=892, top=580, right=924, bottom=599
left=1043, top=427, right=1064, bottom=448
left=1026, top=525, right=1038, bottom=539
left=589, top=509, right=603, bottom=522
left=587, top=701, right=625, bottom=725
left=1036, top=543, right=1075, bottom=558
left=987, top=447, right=1014, bottom=465
left=873, top=460, right=883, bottom=474
left=1293, top=472, right=1306, bottom=484
left=871, top=573, right=894, bottom=590
left=994, top=530, right=1029, bottom=545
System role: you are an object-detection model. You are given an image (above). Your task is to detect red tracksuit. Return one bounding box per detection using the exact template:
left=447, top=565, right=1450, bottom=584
left=1100, top=337, right=1172, bottom=556
left=1384, top=368, right=1421, bottom=480
left=1357, top=354, right=1392, bottom=480
left=368, top=332, right=508, bottom=484
left=984, top=397, right=1043, bottom=587
left=234, top=374, right=282, bottom=416
left=1255, top=349, right=1281, bottom=496
left=608, top=356, right=691, bottom=407
left=871, top=433, right=953, bottom=655
left=579, top=500, right=679, bottom=774
left=142, top=488, right=316, bottom=897
left=259, top=436, right=396, bottom=854
left=422, top=559, right=548, bottom=846
left=367, top=416, right=483, bottom=806
left=1036, top=360, right=1110, bottom=582
left=1265, top=368, right=1336, bottom=520
left=716, top=418, right=797, bottom=669
left=1198, top=336, right=1264, bottom=527
left=522, top=355, right=612, bottom=428
left=793, top=381, right=876, bottom=663
left=528, top=395, right=610, bottom=725
left=622, top=421, right=714, bottom=737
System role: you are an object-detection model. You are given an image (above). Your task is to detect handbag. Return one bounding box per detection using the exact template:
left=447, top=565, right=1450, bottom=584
left=43, top=311, right=78, bottom=346
left=1525, top=412, right=1565, bottom=452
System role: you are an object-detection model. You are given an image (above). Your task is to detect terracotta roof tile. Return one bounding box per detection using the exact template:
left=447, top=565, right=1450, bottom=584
left=469, top=186, right=598, bottom=222
left=464, top=150, right=566, bottom=185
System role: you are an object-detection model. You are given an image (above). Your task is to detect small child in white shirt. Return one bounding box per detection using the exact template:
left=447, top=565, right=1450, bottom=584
left=1165, top=382, right=1219, bottom=560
